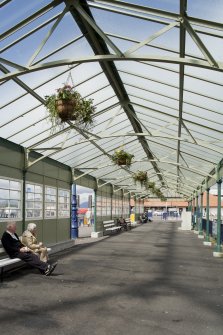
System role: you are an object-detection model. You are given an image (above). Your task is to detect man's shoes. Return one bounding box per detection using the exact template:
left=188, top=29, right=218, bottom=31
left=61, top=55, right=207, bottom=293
left=45, top=262, right=58, bottom=276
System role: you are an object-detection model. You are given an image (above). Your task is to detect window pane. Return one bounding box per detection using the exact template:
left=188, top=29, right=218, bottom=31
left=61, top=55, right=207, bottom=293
left=59, top=196, right=65, bottom=203
left=34, top=202, right=42, bottom=209
left=0, top=179, right=9, bottom=188
left=26, top=201, right=34, bottom=209
left=26, top=210, right=33, bottom=218
left=9, top=200, right=19, bottom=208
left=34, top=185, right=42, bottom=193
left=0, top=199, right=8, bottom=208
left=10, top=181, right=20, bottom=190
left=34, top=194, right=42, bottom=201
left=51, top=189, right=56, bottom=195
left=26, top=184, right=34, bottom=192
left=10, top=190, right=20, bottom=199
left=58, top=190, right=64, bottom=196
left=33, top=209, right=42, bottom=218
left=58, top=189, right=70, bottom=218
left=0, top=177, right=22, bottom=220
left=45, top=210, right=56, bottom=217
left=49, top=196, right=56, bottom=202
left=0, top=189, right=9, bottom=199
left=25, top=182, right=43, bottom=219
left=27, top=193, right=34, bottom=200
left=45, top=202, right=56, bottom=209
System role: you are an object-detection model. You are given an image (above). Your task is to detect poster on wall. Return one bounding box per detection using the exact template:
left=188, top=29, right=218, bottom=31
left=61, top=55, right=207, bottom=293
left=76, top=186, right=94, bottom=227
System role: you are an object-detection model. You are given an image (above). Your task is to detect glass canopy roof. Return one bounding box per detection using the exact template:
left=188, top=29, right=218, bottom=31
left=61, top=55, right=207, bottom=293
left=0, top=0, right=222, bottom=200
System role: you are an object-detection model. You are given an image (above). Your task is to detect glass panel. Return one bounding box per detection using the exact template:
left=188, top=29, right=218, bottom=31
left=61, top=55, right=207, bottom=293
left=9, top=200, right=19, bottom=208
left=26, top=201, right=34, bottom=209
left=0, top=200, right=8, bottom=208
left=45, top=194, right=51, bottom=202
left=34, top=194, right=42, bottom=201
left=58, top=190, right=64, bottom=197
left=45, top=202, right=56, bottom=209
left=26, top=184, right=34, bottom=192
left=10, top=181, right=20, bottom=190
left=10, top=190, right=20, bottom=199
left=33, top=209, right=42, bottom=218
left=0, top=189, right=9, bottom=199
left=34, top=202, right=42, bottom=209
left=0, top=179, right=9, bottom=188
left=27, top=193, right=34, bottom=200
left=59, top=196, right=65, bottom=203
left=50, top=188, right=56, bottom=195
left=34, top=185, right=42, bottom=193
left=45, top=210, right=56, bottom=218
left=26, top=210, right=33, bottom=218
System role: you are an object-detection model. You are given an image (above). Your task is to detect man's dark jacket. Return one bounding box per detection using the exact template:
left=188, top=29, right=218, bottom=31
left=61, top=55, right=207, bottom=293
left=1, top=231, right=24, bottom=258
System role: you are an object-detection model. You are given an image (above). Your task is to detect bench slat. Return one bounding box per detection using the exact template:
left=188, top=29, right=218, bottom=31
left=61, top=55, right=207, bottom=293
left=0, top=258, right=21, bottom=267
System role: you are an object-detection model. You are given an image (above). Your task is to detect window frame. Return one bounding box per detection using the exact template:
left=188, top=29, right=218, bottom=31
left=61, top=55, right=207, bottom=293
left=25, top=181, right=43, bottom=220
left=0, top=176, right=22, bottom=221
left=58, top=188, right=71, bottom=218
left=44, top=185, right=57, bottom=219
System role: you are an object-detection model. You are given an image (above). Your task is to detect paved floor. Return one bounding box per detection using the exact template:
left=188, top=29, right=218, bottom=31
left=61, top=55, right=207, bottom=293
left=1, top=221, right=223, bottom=335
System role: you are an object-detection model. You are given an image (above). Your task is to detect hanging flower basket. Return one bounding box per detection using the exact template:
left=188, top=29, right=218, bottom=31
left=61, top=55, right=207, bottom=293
left=153, top=188, right=165, bottom=200
left=145, top=181, right=155, bottom=191
left=132, top=171, right=148, bottom=186
left=55, top=99, right=76, bottom=121
left=45, top=84, right=95, bottom=130
left=111, top=149, right=134, bottom=168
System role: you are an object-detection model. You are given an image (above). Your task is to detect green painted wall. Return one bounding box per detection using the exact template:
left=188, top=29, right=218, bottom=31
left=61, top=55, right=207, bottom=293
left=0, top=138, right=71, bottom=245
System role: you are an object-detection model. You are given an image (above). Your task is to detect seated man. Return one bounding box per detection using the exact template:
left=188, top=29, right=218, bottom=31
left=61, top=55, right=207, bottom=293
left=21, top=223, right=48, bottom=262
left=1, top=222, right=57, bottom=276
left=118, top=217, right=128, bottom=231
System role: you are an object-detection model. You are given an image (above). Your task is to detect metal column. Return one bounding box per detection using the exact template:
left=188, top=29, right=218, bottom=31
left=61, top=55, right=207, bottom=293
left=198, top=192, right=204, bottom=237
left=22, top=169, right=27, bottom=232
left=93, top=189, right=97, bottom=233
left=195, top=193, right=198, bottom=231
left=214, top=179, right=222, bottom=254
left=192, top=196, right=195, bottom=229
left=205, top=188, right=211, bottom=243
left=71, top=183, right=78, bottom=239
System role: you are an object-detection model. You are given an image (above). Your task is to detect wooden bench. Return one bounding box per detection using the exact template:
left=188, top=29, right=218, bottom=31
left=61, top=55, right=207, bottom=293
left=0, top=246, right=21, bottom=282
left=103, top=220, right=122, bottom=235
left=124, top=218, right=132, bottom=230
left=0, top=244, right=51, bottom=282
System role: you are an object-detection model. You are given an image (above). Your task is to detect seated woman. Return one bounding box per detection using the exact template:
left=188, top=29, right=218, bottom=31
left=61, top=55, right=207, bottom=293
left=21, top=223, right=48, bottom=262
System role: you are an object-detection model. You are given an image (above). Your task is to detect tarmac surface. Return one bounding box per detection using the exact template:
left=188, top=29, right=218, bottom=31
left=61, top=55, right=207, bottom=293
left=1, top=221, right=223, bottom=335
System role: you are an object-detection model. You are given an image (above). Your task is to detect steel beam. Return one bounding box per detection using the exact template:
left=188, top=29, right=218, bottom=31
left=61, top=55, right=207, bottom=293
left=1, top=54, right=223, bottom=83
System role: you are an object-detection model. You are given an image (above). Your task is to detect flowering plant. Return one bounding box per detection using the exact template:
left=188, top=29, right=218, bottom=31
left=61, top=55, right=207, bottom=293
left=132, top=171, right=148, bottom=186
left=45, top=84, right=95, bottom=130
left=56, top=85, right=77, bottom=99
left=111, top=149, right=134, bottom=167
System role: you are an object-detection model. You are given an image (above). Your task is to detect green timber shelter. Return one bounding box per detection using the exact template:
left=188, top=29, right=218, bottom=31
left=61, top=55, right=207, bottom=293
left=0, top=0, right=222, bottom=251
